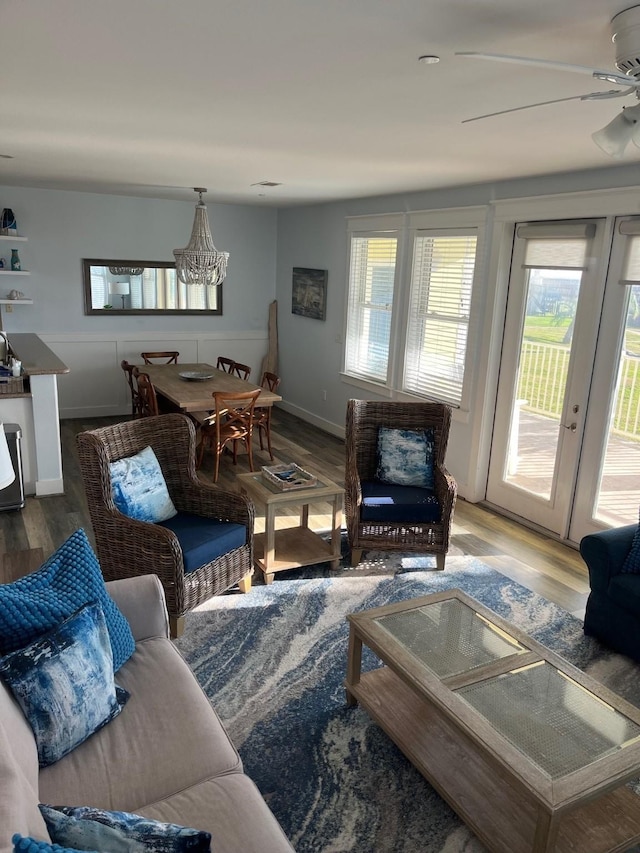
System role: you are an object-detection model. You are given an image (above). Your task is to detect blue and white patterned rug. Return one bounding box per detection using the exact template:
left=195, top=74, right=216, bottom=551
left=176, top=554, right=640, bottom=853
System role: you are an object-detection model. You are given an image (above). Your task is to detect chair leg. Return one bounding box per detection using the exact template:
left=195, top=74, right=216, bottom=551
left=238, top=571, right=252, bottom=593
left=436, top=553, right=446, bottom=571
left=170, top=615, right=185, bottom=639
left=247, top=433, right=255, bottom=472
left=213, top=442, right=221, bottom=483
left=350, top=548, right=363, bottom=567
left=265, top=424, right=274, bottom=461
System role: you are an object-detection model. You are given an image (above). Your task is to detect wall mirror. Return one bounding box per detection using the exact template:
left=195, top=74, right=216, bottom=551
left=82, top=259, right=222, bottom=316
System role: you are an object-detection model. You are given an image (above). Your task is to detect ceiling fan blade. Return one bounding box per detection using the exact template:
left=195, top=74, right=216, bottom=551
left=455, top=52, right=638, bottom=88
left=461, top=92, right=623, bottom=124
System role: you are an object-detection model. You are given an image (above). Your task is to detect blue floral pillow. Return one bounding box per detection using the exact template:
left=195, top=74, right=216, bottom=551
left=0, top=529, right=134, bottom=672
left=0, top=602, right=129, bottom=767
left=376, top=427, right=435, bottom=489
left=12, top=835, right=93, bottom=853
left=621, top=508, right=640, bottom=573
left=39, top=805, right=211, bottom=853
left=109, top=445, right=178, bottom=523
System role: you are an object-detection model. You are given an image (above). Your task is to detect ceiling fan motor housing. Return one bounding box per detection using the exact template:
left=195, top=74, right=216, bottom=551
left=612, top=4, right=640, bottom=77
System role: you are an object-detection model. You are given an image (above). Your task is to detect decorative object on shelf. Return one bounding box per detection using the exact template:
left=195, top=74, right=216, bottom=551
left=173, top=188, right=229, bottom=287
left=292, top=267, right=327, bottom=320
left=10, top=249, right=21, bottom=271
left=262, top=462, right=318, bottom=491
left=0, top=209, right=17, bottom=236
left=0, top=258, right=5, bottom=269
left=7, top=290, right=24, bottom=300
left=11, top=359, right=21, bottom=377
left=108, top=265, right=145, bottom=276
left=110, top=281, right=130, bottom=309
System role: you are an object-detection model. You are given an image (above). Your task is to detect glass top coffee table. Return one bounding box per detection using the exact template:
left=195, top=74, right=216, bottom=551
left=345, top=588, right=640, bottom=853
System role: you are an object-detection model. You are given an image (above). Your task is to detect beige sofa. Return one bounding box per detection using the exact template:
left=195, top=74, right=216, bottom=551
left=0, top=574, right=294, bottom=853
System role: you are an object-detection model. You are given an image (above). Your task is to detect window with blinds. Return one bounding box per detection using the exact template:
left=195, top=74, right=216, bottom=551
left=344, top=234, right=398, bottom=383
left=403, top=231, right=478, bottom=406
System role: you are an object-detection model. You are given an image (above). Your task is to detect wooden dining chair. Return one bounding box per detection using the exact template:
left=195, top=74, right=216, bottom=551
left=121, top=359, right=142, bottom=417
left=253, top=371, right=281, bottom=460
left=197, top=388, right=261, bottom=482
left=232, top=361, right=251, bottom=380
left=216, top=356, right=235, bottom=374
left=141, top=351, right=180, bottom=364
left=132, top=367, right=160, bottom=417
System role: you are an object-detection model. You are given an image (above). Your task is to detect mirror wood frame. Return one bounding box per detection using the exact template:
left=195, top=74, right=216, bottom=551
left=82, top=258, right=223, bottom=316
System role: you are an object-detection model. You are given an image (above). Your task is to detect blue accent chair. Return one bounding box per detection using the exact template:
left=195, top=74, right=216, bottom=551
left=581, top=524, right=640, bottom=662
left=76, top=414, right=254, bottom=638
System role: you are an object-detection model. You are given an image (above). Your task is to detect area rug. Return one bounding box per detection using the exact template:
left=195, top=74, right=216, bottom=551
left=175, top=555, right=640, bottom=853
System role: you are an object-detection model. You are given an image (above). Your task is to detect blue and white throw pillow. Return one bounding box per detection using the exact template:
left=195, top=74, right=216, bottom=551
left=376, top=427, right=435, bottom=489
left=0, top=602, right=129, bottom=767
left=109, top=445, right=178, bottom=523
left=0, top=528, right=134, bottom=671
left=12, top=834, right=93, bottom=853
left=39, top=805, right=211, bottom=853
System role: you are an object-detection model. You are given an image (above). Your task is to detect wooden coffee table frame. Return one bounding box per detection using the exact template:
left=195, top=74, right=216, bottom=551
left=238, top=470, right=344, bottom=584
left=345, top=588, right=640, bottom=853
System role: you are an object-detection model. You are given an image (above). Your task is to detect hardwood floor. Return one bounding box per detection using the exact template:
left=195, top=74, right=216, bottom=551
left=0, top=409, right=590, bottom=618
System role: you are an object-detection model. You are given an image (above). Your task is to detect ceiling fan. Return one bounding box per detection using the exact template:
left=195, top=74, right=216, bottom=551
left=456, top=4, right=640, bottom=158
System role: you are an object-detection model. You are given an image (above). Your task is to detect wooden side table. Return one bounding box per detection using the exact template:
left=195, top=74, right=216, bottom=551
left=237, top=469, right=344, bottom=584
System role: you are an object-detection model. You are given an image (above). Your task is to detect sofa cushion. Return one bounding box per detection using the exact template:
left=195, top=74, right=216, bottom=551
left=139, top=774, right=294, bottom=853
left=109, top=446, right=177, bottom=524
left=39, top=805, right=210, bottom=853
left=0, top=603, right=129, bottom=768
left=38, top=637, right=241, bottom=812
left=376, top=427, right=435, bottom=489
left=360, top=480, right=441, bottom=523
left=158, top=513, right=246, bottom=573
left=0, top=529, right=135, bottom=672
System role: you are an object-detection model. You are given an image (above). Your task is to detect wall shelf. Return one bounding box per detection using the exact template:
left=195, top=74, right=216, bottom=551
left=0, top=271, right=30, bottom=276
left=0, top=235, right=27, bottom=242
left=0, top=299, right=33, bottom=305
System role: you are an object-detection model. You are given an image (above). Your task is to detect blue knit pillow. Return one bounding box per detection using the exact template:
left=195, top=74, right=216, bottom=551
left=39, top=805, right=211, bottom=853
left=109, top=446, right=177, bottom=523
left=0, top=529, right=134, bottom=671
left=376, top=427, right=435, bottom=489
left=621, top=512, right=640, bottom=573
left=12, top=835, right=91, bottom=853
left=0, top=603, right=129, bottom=767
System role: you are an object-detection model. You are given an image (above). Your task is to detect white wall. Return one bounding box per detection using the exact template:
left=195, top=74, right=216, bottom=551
left=274, top=162, right=640, bottom=499
left=0, top=185, right=278, bottom=417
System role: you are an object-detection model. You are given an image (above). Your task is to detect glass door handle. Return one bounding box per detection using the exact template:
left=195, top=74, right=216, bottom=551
left=563, top=422, right=578, bottom=432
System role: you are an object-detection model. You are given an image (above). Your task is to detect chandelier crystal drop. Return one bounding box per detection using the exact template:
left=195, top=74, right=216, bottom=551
left=173, top=188, right=229, bottom=287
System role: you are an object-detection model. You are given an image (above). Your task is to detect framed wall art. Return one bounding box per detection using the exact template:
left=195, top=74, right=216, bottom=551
left=291, top=267, right=327, bottom=321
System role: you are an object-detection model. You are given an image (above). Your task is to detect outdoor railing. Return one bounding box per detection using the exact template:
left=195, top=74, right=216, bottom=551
left=518, top=342, right=640, bottom=440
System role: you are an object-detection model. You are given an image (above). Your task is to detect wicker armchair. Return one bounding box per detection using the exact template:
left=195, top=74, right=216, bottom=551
left=76, top=413, right=254, bottom=637
left=345, top=399, right=457, bottom=570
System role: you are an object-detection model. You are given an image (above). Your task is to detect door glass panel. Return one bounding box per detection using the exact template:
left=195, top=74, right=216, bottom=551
left=506, top=269, right=582, bottom=499
left=594, top=283, right=640, bottom=525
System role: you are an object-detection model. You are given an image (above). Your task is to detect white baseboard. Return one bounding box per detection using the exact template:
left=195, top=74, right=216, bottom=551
left=276, top=400, right=345, bottom=440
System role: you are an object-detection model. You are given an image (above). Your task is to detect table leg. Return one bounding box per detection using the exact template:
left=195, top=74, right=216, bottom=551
left=264, top=503, right=276, bottom=584
left=345, top=625, right=362, bottom=706
left=301, top=502, right=309, bottom=529
left=330, top=493, right=342, bottom=569
left=532, top=807, right=559, bottom=853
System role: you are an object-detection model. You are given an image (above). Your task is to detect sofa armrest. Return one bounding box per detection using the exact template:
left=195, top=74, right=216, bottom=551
left=106, top=574, right=170, bottom=642
left=580, top=525, right=637, bottom=593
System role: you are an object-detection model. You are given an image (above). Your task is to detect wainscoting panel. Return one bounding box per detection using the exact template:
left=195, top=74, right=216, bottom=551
left=42, top=332, right=269, bottom=419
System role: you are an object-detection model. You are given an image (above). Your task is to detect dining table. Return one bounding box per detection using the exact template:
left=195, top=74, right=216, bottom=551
left=139, top=362, right=282, bottom=413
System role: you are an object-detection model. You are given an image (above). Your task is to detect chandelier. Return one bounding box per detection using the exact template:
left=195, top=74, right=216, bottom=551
left=173, top=188, right=229, bottom=287
left=108, top=265, right=145, bottom=276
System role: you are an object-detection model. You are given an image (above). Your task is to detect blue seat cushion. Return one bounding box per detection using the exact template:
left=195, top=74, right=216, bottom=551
left=360, top=480, right=441, bottom=524
left=157, top=512, right=247, bottom=574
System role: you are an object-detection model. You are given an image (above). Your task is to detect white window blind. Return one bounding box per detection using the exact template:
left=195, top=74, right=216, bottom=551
left=130, top=269, right=218, bottom=310
left=517, top=223, right=594, bottom=271
left=345, top=235, right=398, bottom=383
left=619, top=221, right=640, bottom=282
left=403, top=232, right=477, bottom=406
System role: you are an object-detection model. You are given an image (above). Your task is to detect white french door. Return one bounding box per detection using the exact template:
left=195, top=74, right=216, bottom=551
left=486, top=220, right=608, bottom=537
